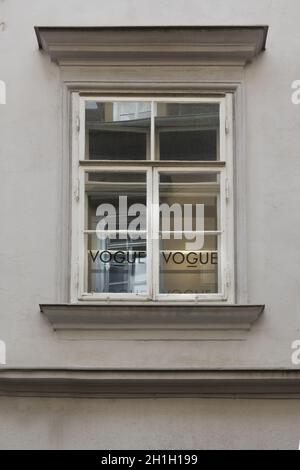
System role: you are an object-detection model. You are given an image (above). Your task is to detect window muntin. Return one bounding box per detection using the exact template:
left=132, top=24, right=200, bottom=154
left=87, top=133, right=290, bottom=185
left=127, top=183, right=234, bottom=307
left=74, top=96, right=233, bottom=302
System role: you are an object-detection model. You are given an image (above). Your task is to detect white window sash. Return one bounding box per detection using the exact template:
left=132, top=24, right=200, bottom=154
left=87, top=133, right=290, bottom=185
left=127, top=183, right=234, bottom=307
left=71, top=94, right=234, bottom=303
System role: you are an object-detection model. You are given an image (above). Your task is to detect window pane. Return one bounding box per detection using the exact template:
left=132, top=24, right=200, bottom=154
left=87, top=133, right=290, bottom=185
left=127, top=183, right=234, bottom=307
left=159, top=172, right=220, bottom=231
left=156, top=103, right=219, bottom=161
left=85, top=171, right=147, bottom=294
left=85, top=101, right=151, bottom=160
left=158, top=171, right=221, bottom=294
left=160, top=234, right=219, bottom=294
left=87, top=234, right=147, bottom=294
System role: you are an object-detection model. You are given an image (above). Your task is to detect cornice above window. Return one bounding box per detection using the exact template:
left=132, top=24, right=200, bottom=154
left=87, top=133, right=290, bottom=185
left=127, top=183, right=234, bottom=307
left=34, top=26, right=268, bottom=67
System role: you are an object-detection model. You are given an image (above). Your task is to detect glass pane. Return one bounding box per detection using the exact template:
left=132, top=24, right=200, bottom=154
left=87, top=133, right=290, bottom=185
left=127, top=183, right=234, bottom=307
left=85, top=101, right=151, bottom=160
left=85, top=171, right=147, bottom=294
left=87, top=234, right=147, bottom=294
left=156, top=103, right=219, bottom=161
left=159, top=172, right=220, bottom=232
left=160, top=234, right=219, bottom=294
left=159, top=172, right=220, bottom=294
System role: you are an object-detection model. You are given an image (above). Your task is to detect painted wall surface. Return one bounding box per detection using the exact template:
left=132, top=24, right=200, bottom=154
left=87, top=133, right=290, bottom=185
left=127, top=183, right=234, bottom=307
left=0, top=0, right=300, bottom=449
left=0, top=397, right=299, bottom=450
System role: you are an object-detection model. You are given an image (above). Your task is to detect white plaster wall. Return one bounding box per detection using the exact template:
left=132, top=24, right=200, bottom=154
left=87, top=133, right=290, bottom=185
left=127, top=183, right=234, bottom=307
left=0, top=0, right=300, bottom=368
left=0, top=397, right=299, bottom=450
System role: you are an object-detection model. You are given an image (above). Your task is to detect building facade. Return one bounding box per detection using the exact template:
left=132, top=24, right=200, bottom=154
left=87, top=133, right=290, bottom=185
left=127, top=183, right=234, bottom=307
left=0, top=0, right=300, bottom=450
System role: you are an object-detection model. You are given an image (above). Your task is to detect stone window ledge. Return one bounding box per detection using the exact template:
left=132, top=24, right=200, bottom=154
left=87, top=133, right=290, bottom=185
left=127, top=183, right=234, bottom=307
left=40, top=303, right=264, bottom=332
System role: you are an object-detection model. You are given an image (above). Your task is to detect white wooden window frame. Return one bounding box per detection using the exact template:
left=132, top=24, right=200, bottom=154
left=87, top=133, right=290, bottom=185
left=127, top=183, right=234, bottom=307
left=71, top=94, right=234, bottom=303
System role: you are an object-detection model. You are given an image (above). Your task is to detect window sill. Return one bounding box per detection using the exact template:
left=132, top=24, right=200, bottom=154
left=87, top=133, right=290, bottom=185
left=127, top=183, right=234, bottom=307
left=40, top=303, right=264, bottom=332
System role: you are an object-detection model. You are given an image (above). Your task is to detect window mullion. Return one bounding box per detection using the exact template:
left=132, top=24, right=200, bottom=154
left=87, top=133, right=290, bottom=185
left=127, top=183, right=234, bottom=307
left=150, top=101, right=156, bottom=161
left=151, top=168, right=160, bottom=300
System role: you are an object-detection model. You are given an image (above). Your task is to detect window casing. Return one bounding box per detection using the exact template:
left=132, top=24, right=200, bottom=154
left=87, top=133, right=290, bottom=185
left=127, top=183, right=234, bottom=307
left=71, top=95, right=234, bottom=303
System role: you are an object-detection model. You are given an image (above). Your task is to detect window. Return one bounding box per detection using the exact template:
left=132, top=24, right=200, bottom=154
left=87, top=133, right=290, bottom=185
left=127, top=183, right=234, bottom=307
left=71, top=95, right=234, bottom=302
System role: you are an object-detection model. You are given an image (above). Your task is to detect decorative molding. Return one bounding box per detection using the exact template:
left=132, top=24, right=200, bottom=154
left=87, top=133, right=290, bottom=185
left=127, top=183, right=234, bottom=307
left=35, top=26, right=268, bottom=67
left=0, top=368, right=299, bottom=398
left=35, top=28, right=261, bottom=311
left=56, top=79, right=248, bottom=305
left=40, top=303, right=264, bottom=332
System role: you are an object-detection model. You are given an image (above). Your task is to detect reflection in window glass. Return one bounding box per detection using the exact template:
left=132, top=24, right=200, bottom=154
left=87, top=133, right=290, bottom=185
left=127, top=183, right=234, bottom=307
left=85, top=101, right=151, bottom=160
left=160, top=235, right=219, bottom=294
left=85, top=172, right=147, bottom=294
left=159, top=172, right=220, bottom=294
left=156, top=103, right=219, bottom=161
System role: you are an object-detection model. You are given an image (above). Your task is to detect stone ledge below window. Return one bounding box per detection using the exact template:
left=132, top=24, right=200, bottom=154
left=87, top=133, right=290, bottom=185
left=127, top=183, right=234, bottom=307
left=40, top=303, right=264, bottom=333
